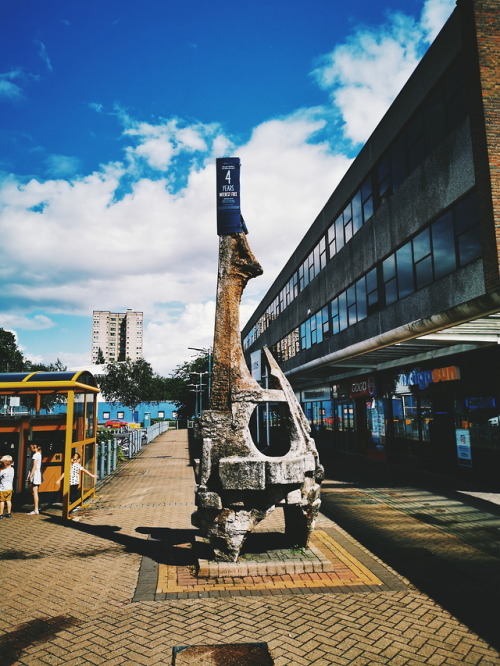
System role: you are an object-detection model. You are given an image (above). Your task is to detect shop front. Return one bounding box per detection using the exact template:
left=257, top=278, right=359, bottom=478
left=298, top=346, right=499, bottom=486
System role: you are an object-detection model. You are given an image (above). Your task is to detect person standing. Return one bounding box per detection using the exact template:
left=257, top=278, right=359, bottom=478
left=0, top=455, right=15, bottom=518
left=55, top=452, right=97, bottom=506
left=27, top=443, right=42, bottom=515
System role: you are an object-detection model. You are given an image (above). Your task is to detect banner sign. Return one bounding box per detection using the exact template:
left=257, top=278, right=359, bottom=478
left=397, top=365, right=460, bottom=391
left=216, top=157, right=247, bottom=235
left=250, top=350, right=262, bottom=381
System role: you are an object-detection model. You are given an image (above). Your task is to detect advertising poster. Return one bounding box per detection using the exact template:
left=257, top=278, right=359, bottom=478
left=455, top=428, right=472, bottom=467
left=216, top=157, right=246, bottom=235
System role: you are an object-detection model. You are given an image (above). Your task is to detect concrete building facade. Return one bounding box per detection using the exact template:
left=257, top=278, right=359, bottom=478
left=242, top=0, right=500, bottom=487
left=91, top=309, right=143, bottom=364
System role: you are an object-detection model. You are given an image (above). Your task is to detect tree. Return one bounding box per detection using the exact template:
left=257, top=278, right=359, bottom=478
left=26, top=358, right=67, bottom=372
left=96, top=348, right=105, bottom=364
left=98, top=358, right=165, bottom=412
left=164, top=351, right=211, bottom=419
left=0, top=329, right=26, bottom=372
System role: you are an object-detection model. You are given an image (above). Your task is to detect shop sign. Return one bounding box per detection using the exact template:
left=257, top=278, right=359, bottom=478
left=398, top=365, right=460, bottom=390
left=302, top=387, right=330, bottom=401
left=455, top=429, right=472, bottom=467
left=350, top=376, right=376, bottom=398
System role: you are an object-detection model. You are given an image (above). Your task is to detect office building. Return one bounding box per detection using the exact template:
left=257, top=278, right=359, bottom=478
left=91, top=309, right=143, bottom=363
left=242, top=0, right=500, bottom=486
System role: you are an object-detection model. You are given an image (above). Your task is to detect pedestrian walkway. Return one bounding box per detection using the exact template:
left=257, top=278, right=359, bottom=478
left=1, top=430, right=499, bottom=665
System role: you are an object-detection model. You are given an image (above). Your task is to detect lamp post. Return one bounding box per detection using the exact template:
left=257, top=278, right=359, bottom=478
left=188, top=373, right=207, bottom=417
left=188, top=347, right=212, bottom=403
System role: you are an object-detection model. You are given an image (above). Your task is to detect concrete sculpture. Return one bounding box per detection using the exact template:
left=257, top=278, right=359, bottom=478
left=192, top=160, right=323, bottom=562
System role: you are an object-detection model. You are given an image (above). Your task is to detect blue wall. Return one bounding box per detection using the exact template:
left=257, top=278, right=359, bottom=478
left=98, top=401, right=178, bottom=424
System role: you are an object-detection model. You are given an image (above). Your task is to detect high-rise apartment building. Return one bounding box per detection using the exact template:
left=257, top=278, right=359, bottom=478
left=91, top=310, right=143, bottom=364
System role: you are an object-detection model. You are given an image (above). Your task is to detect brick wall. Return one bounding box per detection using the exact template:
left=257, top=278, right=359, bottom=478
left=461, top=0, right=500, bottom=290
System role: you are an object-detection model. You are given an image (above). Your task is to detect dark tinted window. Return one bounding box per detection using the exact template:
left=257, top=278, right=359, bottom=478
left=396, top=243, right=414, bottom=298
left=356, top=277, right=367, bottom=320
left=432, top=212, right=456, bottom=279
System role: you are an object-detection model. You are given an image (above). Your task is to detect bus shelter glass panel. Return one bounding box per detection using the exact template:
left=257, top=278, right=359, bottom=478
left=86, top=395, right=95, bottom=438
left=73, top=395, right=85, bottom=442
left=82, top=442, right=95, bottom=494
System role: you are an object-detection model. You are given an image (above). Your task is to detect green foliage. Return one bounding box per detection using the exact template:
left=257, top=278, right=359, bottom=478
left=0, top=329, right=26, bottom=372
left=96, top=348, right=106, bottom=364
left=165, top=350, right=211, bottom=419
left=97, top=358, right=166, bottom=411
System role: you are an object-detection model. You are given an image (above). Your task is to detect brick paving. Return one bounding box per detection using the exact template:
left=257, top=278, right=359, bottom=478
left=1, top=429, right=499, bottom=665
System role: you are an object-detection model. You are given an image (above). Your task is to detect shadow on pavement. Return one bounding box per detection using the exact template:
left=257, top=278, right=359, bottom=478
left=45, top=514, right=198, bottom=566
left=0, top=616, right=81, bottom=666
left=320, top=457, right=500, bottom=652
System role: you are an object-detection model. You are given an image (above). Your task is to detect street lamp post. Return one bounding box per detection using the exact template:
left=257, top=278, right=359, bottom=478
left=188, top=347, right=212, bottom=402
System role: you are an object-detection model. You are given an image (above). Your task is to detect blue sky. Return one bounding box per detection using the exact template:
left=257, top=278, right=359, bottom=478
left=0, top=0, right=455, bottom=375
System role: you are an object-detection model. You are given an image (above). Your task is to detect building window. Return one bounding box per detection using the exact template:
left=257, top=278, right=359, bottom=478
left=361, top=177, right=373, bottom=223
left=413, top=227, right=433, bottom=290
left=432, top=211, right=456, bottom=280
left=383, top=254, right=398, bottom=305
left=243, top=59, right=472, bottom=354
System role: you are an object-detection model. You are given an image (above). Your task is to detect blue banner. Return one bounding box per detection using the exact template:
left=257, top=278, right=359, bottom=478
left=216, top=157, right=248, bottom=235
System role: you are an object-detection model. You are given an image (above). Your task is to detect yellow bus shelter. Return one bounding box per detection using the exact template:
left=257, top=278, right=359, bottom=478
left=0, top=371, right=99, bottom=519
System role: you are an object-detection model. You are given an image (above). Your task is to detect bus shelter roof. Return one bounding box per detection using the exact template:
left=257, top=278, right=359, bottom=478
left=0, top=370, right=99, bottom=395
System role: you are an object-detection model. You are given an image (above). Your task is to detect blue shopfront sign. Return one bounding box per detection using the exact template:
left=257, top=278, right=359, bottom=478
left=216, top=157, right=247, bottom=235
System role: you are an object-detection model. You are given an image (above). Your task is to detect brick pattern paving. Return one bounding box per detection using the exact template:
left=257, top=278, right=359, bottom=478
left=1, top=430, right=499, bottom=665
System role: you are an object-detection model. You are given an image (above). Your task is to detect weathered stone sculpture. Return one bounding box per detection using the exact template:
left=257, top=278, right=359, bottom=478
left=192, top=160, right=323, bottom=562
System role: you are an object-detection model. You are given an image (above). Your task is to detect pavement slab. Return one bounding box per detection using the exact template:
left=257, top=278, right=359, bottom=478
left=1, top=429, right=499, bottom=665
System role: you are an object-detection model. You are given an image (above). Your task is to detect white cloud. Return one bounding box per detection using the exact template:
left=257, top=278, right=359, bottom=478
left=124, top=118, right=223, bottom=172
left=0, top=0, right=456, bottom=376
left=421, top=0, right=456, bottom=42
left=0, top=314, right=54, bottom=331
left=311, top=0, right=454, bottom=145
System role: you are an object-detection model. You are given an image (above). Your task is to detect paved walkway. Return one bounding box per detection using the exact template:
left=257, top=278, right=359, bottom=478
left=1, top=430, right=500, bottom=665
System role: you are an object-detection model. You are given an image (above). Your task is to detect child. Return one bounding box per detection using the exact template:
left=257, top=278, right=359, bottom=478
left=55, top=452, right=97, bottom=505
left=27, top=443, right=42, bottom=515
left=0, top=455, right=15, bottom=518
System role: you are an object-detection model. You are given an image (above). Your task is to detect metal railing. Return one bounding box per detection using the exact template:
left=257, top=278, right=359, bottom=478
left=96, top=421, right=170, bottom=480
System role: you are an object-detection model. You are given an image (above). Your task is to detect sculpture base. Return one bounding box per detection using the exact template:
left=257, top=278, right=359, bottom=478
left=195, top=534, right=334, bottom=579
